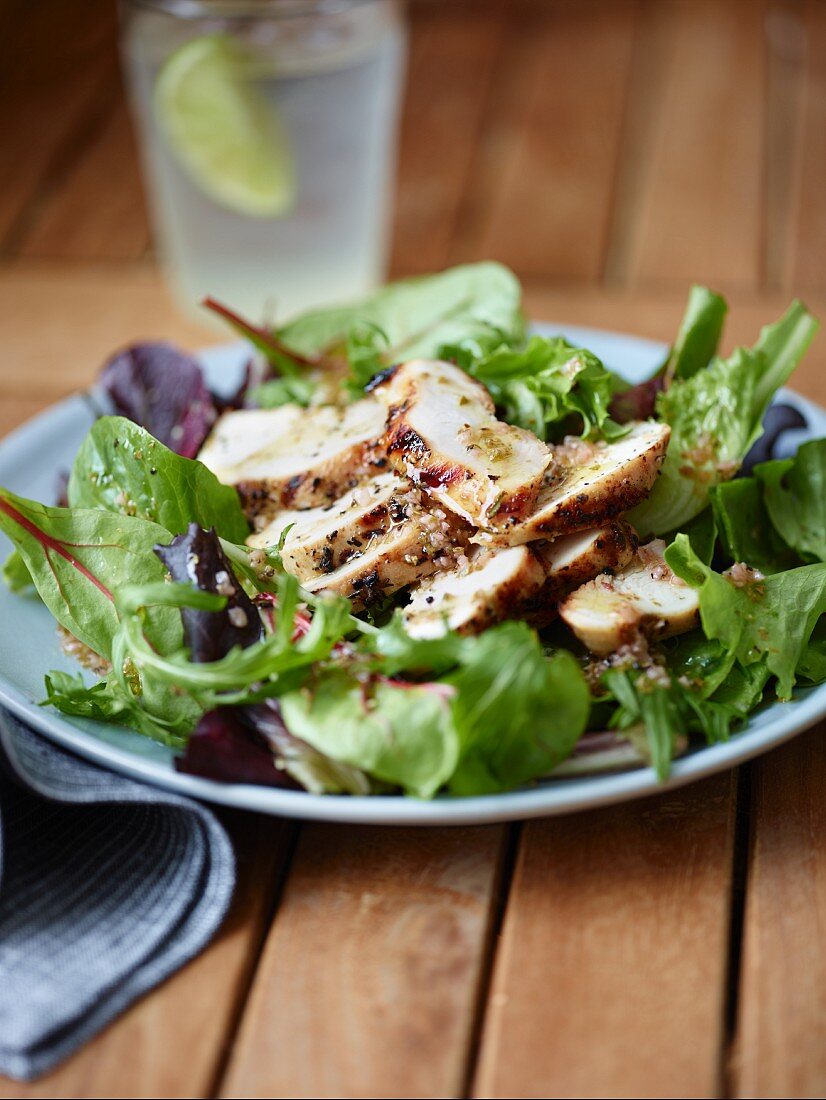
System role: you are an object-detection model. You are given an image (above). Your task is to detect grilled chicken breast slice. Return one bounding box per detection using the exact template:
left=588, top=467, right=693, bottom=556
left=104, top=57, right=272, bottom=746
left=536, top=521, right=638, bottom=598
left=300, top=501, right=468, bottom=611
left=485, top=421, right=670, bottom=546
left=559, top=539, right=699, bottom=654
left=527, top=521, right=639, bottom=626
left=247, top=473, right=419, bottom=582
left=402, top=545, right=547, bottom=639
left=198, top=399, right=387, bottom=523
left=374, top=360, right=552, bottom=530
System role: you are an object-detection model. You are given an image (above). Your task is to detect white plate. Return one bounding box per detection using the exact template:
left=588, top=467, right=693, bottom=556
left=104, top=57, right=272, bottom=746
left=0, top=325, right=824, bottom=826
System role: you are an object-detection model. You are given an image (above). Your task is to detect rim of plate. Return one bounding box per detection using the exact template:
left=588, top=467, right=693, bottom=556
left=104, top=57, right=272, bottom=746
left=0, top=322, right=823, bottom=826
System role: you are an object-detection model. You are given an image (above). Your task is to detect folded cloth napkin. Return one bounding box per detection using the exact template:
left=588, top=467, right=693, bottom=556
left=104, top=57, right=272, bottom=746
left=0, top=709, right=235, bottom=1082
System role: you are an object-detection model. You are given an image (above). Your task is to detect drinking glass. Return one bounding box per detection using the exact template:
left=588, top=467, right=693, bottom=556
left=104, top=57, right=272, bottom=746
left=120, top=0, right=407, bottom=323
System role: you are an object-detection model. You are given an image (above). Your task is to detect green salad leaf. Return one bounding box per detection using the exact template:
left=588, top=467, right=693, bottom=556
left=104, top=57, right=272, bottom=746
left=710, top=479, right=801, bottom=575
left=797, top=620, right=826, bottom=685
left=277, top=261, right=524, bottom=366
left=110, top=573, right=356, bottom=711
left=755, top=439, right=826, bottom=563
left=666, top=285, right=727, bottom=381
left=280, top=671, right=460, bottom=799
left=604, top=667, right=745, bottom=780
left=629, top=300, right=818, bottom=536
left=369, top=615, right=590, bottom=794
left=446, top=630, right=589, bottom=794
left=68, top=416, right=249, bottom=542
left=441, top=333, right=624, bottom=441
left=666, top=533, right=826, bottom=699
left=2, top=548, right=35, bottom=594
left=42, top=670, right=185, bottom=744
left=0, top=487, right=180, bottom=661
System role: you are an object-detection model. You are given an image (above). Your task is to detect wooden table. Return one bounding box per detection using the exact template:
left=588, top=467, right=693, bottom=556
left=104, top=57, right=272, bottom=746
left=0, top=1, right=824, bottom=1096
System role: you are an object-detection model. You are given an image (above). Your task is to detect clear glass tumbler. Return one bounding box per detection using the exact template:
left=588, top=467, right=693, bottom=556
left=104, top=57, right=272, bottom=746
left=120, top=1, right=407, bottom=324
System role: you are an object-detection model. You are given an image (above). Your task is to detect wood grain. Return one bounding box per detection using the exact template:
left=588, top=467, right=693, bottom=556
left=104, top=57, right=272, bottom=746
left=474, top=774, right=737, bottom=1099
left=730, top=725, right=826, bottom=1098
left=0, top=262, right=217, bottom=432
left=0, top=813, right=293, bottom=1100
left=220, top=824, right=506, bottom=1099
left=788, top=0, right=826, bottom=288
left=17, top=96, right=150, bottom=262
left=0, top=1, right=118, bottom=250
left=389, top=1, right=508, bottom=276
left=609, top=0, right=767, bottom=290
left=452, top=0, right=638, bottom=280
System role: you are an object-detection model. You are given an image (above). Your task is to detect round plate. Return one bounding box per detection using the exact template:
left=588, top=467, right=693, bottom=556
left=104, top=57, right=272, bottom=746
left=0, top=325, right=823, bottom=825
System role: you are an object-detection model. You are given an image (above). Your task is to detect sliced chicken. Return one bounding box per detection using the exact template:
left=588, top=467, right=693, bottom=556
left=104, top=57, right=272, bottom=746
left=535, top=520, right=638, bottom=599
left=526, top=520, right=639, bottom=626
left=198, top=399, right=387, bottom=523
left=402, top=545, right=547, bottom=639
left=484, top=421, right=670, bottom=546
left=374, top=359, right=552, bottom=530
left=301, top=500, right=468, bottom=611
left=559, top=539, right=699, bottom=654
left=247, top=473, right=418, bottom=582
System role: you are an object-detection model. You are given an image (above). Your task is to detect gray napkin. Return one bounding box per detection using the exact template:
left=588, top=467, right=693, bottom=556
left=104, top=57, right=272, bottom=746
left=0, top=709, right=235, bottom=1082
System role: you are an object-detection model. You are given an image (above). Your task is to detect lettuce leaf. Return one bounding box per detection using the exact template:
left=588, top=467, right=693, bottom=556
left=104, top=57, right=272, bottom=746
left=710, top=479, right=801, bottom=575
left=666, top=533, right=826, bottom=699
left=666, top=285, right=727, bottom=381
left=441, top=333, right=624, bottom=441
left=755, top=439, right=826, bottom=563
left=628, top=301, right=818, bottom=536
left=280, top=671, right=460, bottom=799
left=0, top=487, right=180, bottom=662
left=277, top=261, right=524, bottom=364
left=369, top=616, right=590, bottom=794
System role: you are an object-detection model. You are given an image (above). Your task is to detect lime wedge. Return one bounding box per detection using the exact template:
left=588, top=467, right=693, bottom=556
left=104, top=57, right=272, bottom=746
left=154, top=34, right=296, bottom=218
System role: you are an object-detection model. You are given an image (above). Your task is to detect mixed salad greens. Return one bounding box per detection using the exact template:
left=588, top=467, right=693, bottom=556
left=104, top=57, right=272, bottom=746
left=1, top=262, right=824, bottom=796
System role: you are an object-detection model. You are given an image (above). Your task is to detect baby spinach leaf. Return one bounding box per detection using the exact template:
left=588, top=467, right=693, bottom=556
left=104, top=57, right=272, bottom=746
left=710, top=479, right=801, bottom=574
left=68, top=416, right=249, bottom=542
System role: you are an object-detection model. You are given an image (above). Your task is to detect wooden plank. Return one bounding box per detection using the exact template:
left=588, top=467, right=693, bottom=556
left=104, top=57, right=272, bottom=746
left=0, top=262, right=217, bottom=432
left=609, top=0, right=767, bottom=291
left=220, top=823, right=506, bottom=1099
left=17, top=96, right=150, bottom=262
left=730, top=724, right=826, bottom=1098
left=0, top=813, right=292, bottom=1100
left=0, top=1, right=118, bottom=248
left=788, top=0, right=826, bottom=288
left=474, top=774, right=737, bottom=1099
left=389, top=1, right=509, bottom=277
left=762, top=0, right=807, bottom=290
left=452, top=0, right=638, bottom=281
